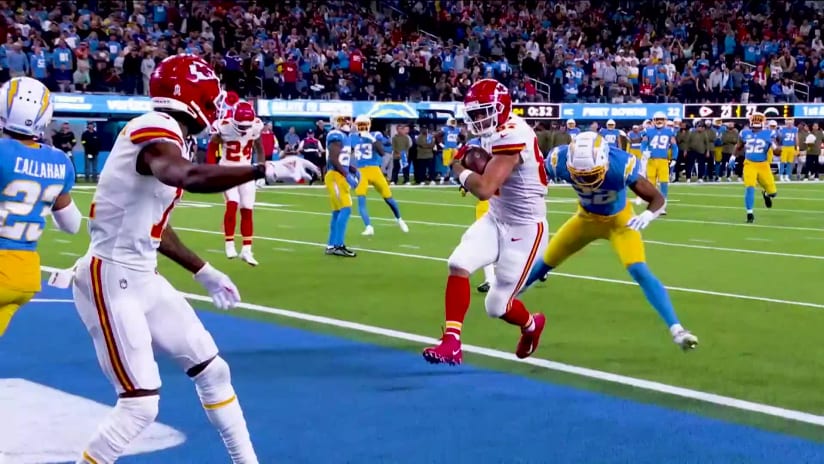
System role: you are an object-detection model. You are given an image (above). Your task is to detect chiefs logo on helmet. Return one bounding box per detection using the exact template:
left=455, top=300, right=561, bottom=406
left=464, top=79, right=512, bottom=137
left=149, top=54, right=224, bottom=133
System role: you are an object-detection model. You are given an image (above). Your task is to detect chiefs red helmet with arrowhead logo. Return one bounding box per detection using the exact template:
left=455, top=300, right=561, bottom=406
left=232, top=101, right=256, bottom=134
left=149, top=54, right=224, bottom=133
left=464, top=78, right=512, bottom=137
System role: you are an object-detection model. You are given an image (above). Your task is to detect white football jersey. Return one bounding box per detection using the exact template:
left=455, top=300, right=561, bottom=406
left=86, top=112, right=188, bottom=272
left=480, top=115, right=548, bottom=225
left=214, top=117, right=263, bottom=165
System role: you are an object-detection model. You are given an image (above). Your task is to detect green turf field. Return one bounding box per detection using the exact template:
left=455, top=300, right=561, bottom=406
left=39, top=181, right=824, bottom=440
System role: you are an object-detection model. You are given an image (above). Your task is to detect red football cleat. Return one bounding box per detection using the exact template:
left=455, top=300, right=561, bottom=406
left=422, top=333, right=463, bottom=365
left=516, top=313, right=546, bottom=359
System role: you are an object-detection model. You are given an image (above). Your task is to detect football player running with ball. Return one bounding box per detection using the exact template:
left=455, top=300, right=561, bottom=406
left=423, top=79, right=549, bottom=365
left=66, top=54, right=318, bottom=464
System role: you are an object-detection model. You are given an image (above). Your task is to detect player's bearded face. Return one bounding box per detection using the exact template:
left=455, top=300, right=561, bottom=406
left=465, top=103, right=498, bottom=135
left=569, top=166, right=607, bottom=189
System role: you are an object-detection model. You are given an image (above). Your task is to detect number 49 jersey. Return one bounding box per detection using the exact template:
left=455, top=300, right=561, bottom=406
left=213, top=117, right=263, bottom=165
left=478, top=115, right=548, bottom=225
left=87, top=112, right=188, bottom=272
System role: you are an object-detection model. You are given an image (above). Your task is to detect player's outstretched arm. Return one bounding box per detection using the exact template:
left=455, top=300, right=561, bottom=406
left=159, top=225, right=241, bottom=310
left=453, top=154, right=519, bottom=201
left=50, top=192, right=82, bottom=234
left=630, top=177, right=666, bottom=212
left=138, top=141, right=265, bottom=193
left=158, top=224, right=206, bottom=273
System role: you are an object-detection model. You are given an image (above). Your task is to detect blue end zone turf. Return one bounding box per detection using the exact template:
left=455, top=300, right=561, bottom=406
left=2, top=285, right=823, bottom=463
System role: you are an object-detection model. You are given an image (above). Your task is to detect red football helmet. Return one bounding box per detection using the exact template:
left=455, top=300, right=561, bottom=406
left=463, top=78, right=512, bottom=136
left=232, top=101, right=256, bottom=134
left=149, top=54, right=224, bottom=132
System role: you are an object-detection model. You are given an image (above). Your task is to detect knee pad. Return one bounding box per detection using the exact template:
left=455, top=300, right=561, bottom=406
left=119, top=394, right=160, bottom=426
left=483, top=287, right=508, bottom=318
left=192, top=356, right=234, bottom=404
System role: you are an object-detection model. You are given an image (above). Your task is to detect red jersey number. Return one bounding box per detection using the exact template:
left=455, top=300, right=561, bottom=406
left=224, top=140, right=254, bottom=162
left=533, top=138, right=548, bottom=186
left=150, top=188, right=183, bottom=240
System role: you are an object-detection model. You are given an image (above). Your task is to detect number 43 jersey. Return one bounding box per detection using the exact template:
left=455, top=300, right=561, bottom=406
left=87, top=112, right=187, bottom=272
left=549, top=144, right=641, bottom=216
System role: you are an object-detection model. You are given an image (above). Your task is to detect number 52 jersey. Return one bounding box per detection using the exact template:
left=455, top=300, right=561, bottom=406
left=87, top=112, right=188, bottom=272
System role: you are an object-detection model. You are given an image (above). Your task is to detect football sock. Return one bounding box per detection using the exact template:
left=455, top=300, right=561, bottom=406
left=627, top=263, right=679, bottom=327
left=444, top=275, right=470, bottom=340
left=482, top=264, right=495, bottom=284
left=384, top=197, right=401, bottom=219
left=239, top=209, right=253, bottom=247
left=357, top=196, right=371, bottom=227
left=714, top=162, right=721, bottom=178
left=660, top=182, right=668, bottom=200
left=500, top=298, right=534, bottom=331
left=779, top=162, right=786, bottom=177
left=192, top=357, right=258, bottom=464
left=524, top=260, right=554, bottom=290
left=334, top=207, right=352, bottom=246
left=78, top=395, right=159, bottom=464
left=327, top=210, right=340, bottom=247
left=745, top=186, right=755, bottom=212
left=223, top=201, right=238, bottom=241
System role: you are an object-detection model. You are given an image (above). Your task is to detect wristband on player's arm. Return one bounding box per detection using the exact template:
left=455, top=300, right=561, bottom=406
left=458, top=170, right=474, bottom=188
left=252, top=163, right=267, bottom=179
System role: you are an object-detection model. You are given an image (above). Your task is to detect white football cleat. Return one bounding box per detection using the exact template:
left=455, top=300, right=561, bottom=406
left=225, top=241, right=238, bottom=259
left=240, top=248, right=258, bottom=266
left=673, top=329, right=698, bottom=351
left=362, top=225, right=375, bottom=236
left=397, top=218, right=409, bottom=233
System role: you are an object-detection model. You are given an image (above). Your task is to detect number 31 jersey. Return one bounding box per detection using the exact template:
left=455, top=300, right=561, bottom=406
left=213, top=117, right=263, bottom=165
left=87, top=112, right=188, bottom=272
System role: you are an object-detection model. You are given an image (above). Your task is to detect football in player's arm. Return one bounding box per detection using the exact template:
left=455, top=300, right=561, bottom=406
left=450, top=146, right=517, bottom=200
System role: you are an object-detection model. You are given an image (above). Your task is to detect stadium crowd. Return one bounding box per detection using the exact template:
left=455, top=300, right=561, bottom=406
left=3, top=0, right=824, bottom=104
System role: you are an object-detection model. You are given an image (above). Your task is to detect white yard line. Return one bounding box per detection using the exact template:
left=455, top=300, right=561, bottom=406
left=173, top=199, right=824, bottom=261
left=36, top=265, right=824, bottom=427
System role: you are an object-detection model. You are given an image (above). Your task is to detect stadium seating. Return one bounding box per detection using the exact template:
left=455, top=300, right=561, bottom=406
left=2, top=1, right=823, bottom=103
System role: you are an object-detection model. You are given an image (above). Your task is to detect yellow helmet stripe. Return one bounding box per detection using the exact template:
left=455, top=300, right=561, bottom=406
left=6, top=78, right=19, bottom=113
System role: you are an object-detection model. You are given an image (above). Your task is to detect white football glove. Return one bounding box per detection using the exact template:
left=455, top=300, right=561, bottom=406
left=194, top=263, right=241, bottom=310
left=255, top=178, right=266, bottom=188
left=264, top=158, right=320, bottom=183
left=627, top=210, right=656, bottom=231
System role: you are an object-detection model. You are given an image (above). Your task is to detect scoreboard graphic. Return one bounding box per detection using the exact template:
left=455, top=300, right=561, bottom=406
left=683, top=104, right=794, bottom=120
left=512, top=103, right=561, bottom=120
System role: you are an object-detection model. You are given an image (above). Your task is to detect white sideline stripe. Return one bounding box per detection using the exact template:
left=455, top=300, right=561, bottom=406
left=178, top=199, right=824, bottom=262
left=70, top=190, right=824, bottom=232
left=165, top=225, right=824, bottom=310
left=267, top=189, right=824, bottom=215
left=37, top=265, right=824, bottom=427
left=30, top=298, right=74, bottom=303
left=673, top=191, right=824, bottom=202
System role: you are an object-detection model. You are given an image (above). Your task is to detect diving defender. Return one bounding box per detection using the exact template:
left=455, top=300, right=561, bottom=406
left=523, top=132, right=698, bottom=351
